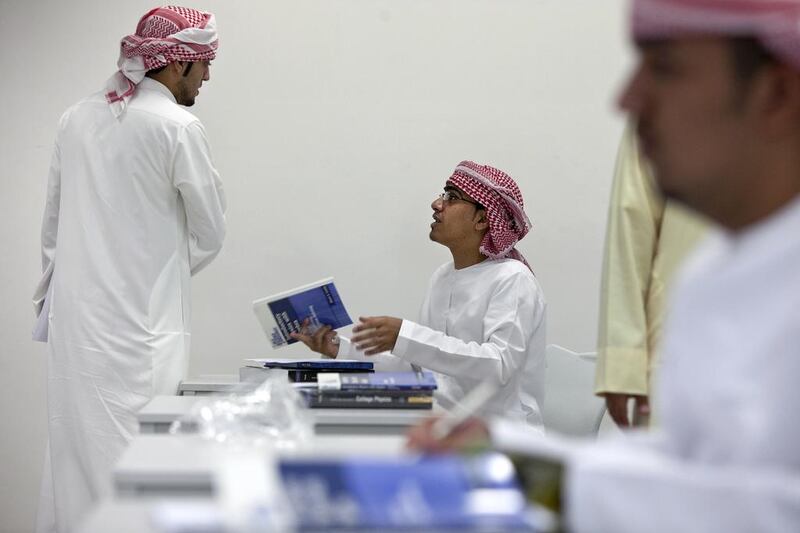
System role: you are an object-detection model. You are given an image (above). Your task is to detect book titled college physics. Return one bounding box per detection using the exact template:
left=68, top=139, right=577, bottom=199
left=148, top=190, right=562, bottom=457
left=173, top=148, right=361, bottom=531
left=299, top=389, right=434, bottom=409
left=253, top=277, right=353, bottom=349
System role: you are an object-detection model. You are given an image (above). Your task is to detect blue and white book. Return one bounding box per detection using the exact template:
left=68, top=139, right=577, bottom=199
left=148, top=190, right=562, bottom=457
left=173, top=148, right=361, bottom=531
left=278, top=453, right=533, bottom=531
left=243, top=358, right=373, bottom=371
left=253, top=277, right=353, bottom=349
left=317, top=371, right=438, bottom=391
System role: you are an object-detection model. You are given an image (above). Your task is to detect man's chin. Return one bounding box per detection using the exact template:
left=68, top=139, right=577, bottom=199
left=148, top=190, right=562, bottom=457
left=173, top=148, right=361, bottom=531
left=177, top=92, right=196, bottom=107
left=656, top=182, right=696, bottom=212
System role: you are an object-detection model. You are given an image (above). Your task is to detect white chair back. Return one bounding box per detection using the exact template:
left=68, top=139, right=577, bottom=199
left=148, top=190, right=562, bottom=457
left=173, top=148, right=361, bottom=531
left=542, top=344, right=606, bottom=437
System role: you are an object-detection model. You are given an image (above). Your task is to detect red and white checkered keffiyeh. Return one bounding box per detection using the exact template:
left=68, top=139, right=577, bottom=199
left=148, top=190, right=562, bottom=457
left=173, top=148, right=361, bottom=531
left=632, top=0, right=800, bottom=70
left=447, top=161, right=533, bottom=270
left=104, top=5, right=218, bottom=118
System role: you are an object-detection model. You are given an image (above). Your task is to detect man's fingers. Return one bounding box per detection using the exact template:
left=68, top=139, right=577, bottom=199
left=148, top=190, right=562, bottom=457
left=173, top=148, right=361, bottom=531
left=357, top=339, right=384, bottom=353
left=354, top=316, right=386, bottom=333
left=353, top=317, right=373, bottom=333
left=351, top=330, right=377, bottom=345
left=605, top=396, right=630, bottom=427
left=635, top=396, right=651, bottom=415
left=632, top=396, right=651, bottom=427
left=311, top=325, right=332, bottom=341
left=405, top=416, right=442, bottom=451
left=297, top=318, right=312, bottom=335
left=289, top=332, right=312, bottom=344
left=609, top=408, right=630, bottom=427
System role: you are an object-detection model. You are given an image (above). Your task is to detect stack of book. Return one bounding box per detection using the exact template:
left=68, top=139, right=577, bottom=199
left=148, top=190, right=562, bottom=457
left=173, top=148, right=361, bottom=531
left=298, top=371, right=438, bottom=410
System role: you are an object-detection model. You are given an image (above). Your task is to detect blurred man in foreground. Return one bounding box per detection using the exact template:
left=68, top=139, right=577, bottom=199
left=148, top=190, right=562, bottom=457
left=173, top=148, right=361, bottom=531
left=409, top=1, right=800, bottom=531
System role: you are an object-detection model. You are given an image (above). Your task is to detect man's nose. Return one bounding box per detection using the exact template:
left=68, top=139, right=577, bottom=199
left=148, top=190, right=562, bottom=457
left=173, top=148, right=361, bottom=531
left=618, top=64, right=645, bottom=115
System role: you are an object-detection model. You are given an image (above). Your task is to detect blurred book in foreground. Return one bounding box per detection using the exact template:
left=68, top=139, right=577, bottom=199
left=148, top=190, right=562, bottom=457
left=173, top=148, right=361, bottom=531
left=279, top=453, right=535, bottom=531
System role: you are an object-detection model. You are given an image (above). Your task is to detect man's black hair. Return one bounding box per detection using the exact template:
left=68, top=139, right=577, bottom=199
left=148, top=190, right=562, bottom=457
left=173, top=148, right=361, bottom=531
left=143, top=62, right=194, bottom=79
left=729, top=37, right=777, bottom=84
left=145, top=65, right=167, bottom=78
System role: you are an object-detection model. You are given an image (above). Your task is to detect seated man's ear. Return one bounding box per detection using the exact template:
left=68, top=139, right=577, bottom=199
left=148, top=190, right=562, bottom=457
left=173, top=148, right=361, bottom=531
left=474, top=211, right=489, bottom=232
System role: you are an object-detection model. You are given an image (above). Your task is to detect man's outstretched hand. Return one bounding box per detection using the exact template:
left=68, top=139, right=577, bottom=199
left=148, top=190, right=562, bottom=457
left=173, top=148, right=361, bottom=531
left=351, top=316, right=402, bottom=355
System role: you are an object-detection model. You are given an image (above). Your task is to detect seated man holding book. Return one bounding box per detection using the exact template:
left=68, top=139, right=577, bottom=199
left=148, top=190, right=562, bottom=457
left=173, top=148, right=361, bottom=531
left=292, top=161, right=546, bottom=430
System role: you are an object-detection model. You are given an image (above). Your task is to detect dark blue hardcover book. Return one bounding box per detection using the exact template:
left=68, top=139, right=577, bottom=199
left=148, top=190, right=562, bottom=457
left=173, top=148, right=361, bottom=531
left=253, top=277, right=353, bottom=348
left=329, top=371, right=438, bottom=391
left=299, top=389, right=434, bottom=409
left=278, top=453, right=533, bottom=531
left=244, top=358, right=374, bottom=371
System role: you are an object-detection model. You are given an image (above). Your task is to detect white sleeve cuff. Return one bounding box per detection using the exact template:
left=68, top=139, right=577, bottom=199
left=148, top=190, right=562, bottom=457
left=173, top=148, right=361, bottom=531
left=391, top=319, right=416, bottom=358
left=336, top=335, right=355, bottom=359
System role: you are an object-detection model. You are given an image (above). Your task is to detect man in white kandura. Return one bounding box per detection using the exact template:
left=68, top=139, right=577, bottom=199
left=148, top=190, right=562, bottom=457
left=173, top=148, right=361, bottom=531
left=33, top=6, right=226, bottom=532
left=410, top=1, right=800, bottom=531
left=293, top=161, right=546, bottom=430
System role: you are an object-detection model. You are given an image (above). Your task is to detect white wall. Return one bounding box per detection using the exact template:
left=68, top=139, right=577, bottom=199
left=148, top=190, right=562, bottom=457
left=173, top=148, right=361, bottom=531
left=0, top=1, right=631, bottom=531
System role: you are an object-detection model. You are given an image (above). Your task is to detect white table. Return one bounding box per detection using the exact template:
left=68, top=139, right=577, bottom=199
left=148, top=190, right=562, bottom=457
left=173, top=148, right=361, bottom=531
left=178, top=374, right=245, bottom=396
left=138, top=395, right=433, bottom=436
left=80, top=497, right=547, bottom=533
left=114, top=433, right=406, bottom=497
left=79, top=500, right=164, bottom=533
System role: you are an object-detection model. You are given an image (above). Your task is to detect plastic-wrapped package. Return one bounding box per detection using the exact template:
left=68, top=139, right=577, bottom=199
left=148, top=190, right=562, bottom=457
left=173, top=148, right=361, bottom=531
left=169, top=375, right=314, bottom=451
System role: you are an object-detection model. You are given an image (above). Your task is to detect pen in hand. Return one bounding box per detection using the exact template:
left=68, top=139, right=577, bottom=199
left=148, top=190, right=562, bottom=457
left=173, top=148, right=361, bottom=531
left=430, top=379, right=498, bottom=441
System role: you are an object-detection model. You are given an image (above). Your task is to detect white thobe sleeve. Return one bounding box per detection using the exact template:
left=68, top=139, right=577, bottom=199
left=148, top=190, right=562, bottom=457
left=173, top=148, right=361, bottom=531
left=173, top=121, right=226, bottom=275
left=566, top=440, right=800, bottom=533
left=391, top=272, right=543, bottom=386
left=33, top=124, right=63, bottom=317
left=335, top=335, right=414, bottom=372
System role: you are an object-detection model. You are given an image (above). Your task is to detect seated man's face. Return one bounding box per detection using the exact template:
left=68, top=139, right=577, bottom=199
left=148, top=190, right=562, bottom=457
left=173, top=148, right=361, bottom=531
left=429, top=185, right=485, bottom=248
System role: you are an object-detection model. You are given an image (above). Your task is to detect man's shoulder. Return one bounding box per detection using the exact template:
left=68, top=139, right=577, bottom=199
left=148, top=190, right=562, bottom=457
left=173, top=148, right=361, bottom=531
left=59, top=90, right=200, bottom=130
left=127, top=88, right=200, bottom=128
left=431, top=261, right=455, bottom=278
left=483, top=259, right=544, bottom=302
left=438, top=258, right=541, bottom=292
left=60, top=92, right=107, bottom=120
left=483, top=258, right=536, bottom=279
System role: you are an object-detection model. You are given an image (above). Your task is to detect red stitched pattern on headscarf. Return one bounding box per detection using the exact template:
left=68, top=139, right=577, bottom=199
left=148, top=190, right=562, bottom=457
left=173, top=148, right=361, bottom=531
left=122, top=6, right=217, bottom=71
left=446, top=161, right=534, bottom=270
left=104, top=6, right=218, bottom=117
left=632, top=0, right=800, bottom=70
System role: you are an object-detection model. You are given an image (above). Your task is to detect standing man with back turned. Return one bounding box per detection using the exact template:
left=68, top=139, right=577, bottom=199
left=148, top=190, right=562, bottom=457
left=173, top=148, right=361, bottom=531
left=33, top=6, right=226, bottom=532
